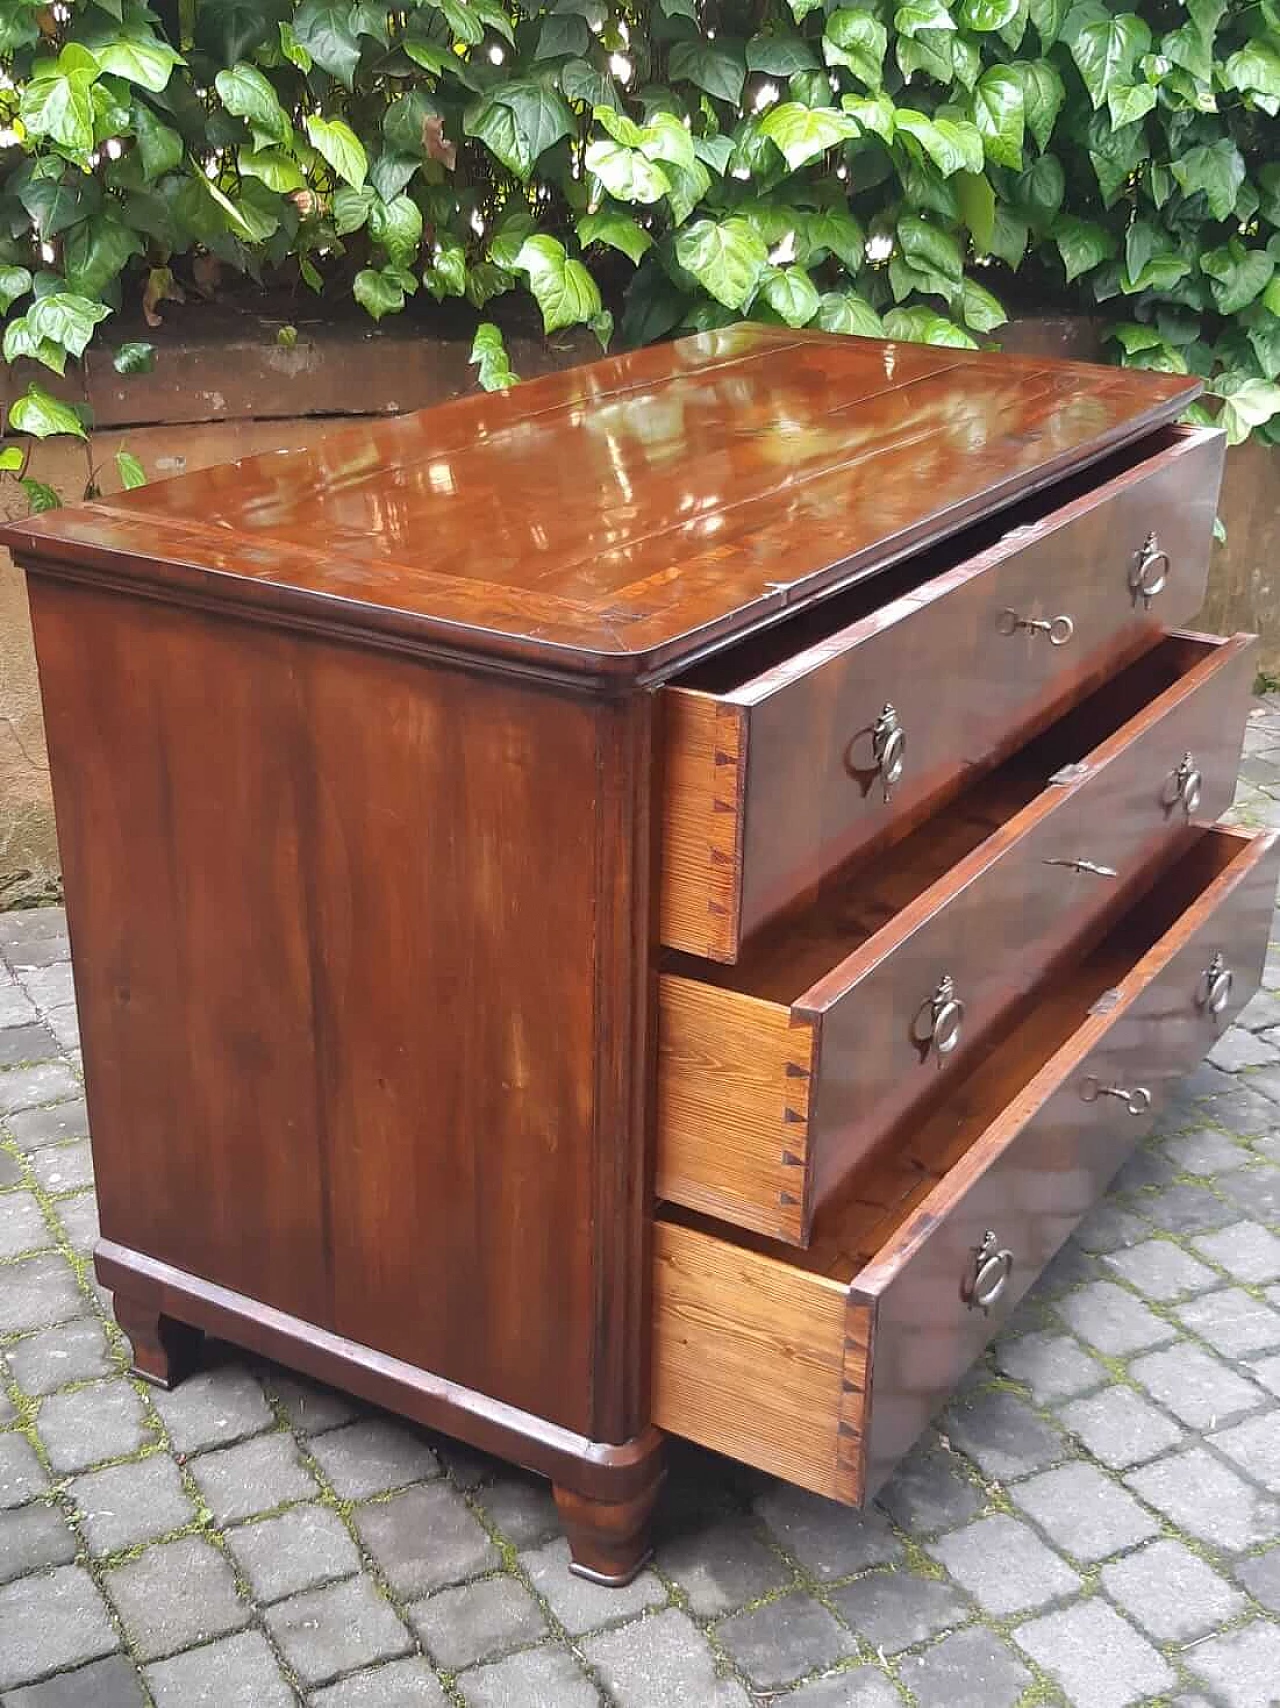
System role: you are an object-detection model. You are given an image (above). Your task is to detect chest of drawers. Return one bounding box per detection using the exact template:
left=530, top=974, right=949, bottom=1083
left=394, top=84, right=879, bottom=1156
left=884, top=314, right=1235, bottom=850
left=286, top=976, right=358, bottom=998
left=5, top=325, right=1274, bottom=1587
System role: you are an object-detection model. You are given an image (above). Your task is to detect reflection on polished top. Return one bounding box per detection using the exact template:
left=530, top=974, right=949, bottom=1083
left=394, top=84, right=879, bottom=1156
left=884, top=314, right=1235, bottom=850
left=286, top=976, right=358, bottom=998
left=2, top=324, right=1199, bottom=681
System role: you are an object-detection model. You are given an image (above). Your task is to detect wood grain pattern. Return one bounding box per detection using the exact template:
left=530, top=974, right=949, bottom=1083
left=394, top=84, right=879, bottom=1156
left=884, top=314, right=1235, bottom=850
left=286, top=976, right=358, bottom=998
left=661, top=425, right=1223, bottom=957
left=657, top=631, right=1253, bottom=1244
left=2, top=327, right=1200, bottom=684
left=658, top=690, right=747, bottom=963
left=652, top=828, right=1278, bottom=1503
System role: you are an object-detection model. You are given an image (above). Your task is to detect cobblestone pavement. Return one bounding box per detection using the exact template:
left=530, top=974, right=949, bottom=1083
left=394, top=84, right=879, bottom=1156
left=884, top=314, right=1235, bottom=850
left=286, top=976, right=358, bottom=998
left=4, top=704, right=1280, bottom=1708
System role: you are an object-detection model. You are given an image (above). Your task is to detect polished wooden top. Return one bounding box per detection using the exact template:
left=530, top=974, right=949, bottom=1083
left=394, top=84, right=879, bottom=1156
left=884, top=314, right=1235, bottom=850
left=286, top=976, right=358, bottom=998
left=2, top=325, right=1200, bottom=683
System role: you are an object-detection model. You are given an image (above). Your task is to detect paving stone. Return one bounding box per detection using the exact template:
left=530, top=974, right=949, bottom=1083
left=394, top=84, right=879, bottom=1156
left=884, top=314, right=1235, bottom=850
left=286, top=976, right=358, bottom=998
left=1195, top=1220, right=1280, bottom=1283
left=260, top=1366, right=363, bottom=1435
left=0, top=979, right=38, bottom=1029
left=411, top=1575, right=544, bottom=1671
left=2, top=1655, right=146, bottom=1708
left=1246, top=1351, right=1280, bottom=1397
left=1031, top=1238, right=1099, bottom=1295
left=655, top=1513, right=789, bottom=1616
left=0, top=910, right=68, bottom=963
left=457, top=1646, right=600, bottom=1708
left=1054, top=1280, right=1177, bottom=1356
left=0, top=1062, right=80, bottom=1118
left=1010, top=1461, right=1160, bottom=1563
left=1234, top=1542, right=1280, bottom=1611
left=828, top=1570, right=969, bottom=1655
left=70, top=1454, right=195, bottom=1554
left=755, top=1483, right=904, bottom=1577
left=4, top=1100, right=88, bottom=1153
left=0, top=1146, right=23, bottom=1188
left=1013, top=1599, right=1174, bottom=1708
left=897, top=1626, right=1029, bottom=1708
left=264, top=1573, right=412, bottom=1687
left=354, top=1481, right=497, bottom=1597
left=993, top=1330, right=1104, bottom=1402
left=1163, top=1128, right=1254, bottom=1174
left=1101, top=1537, right=1246, bottom=1642
left=519, top=1536, right=664, bottom=1635
left=1074, top=1204, right=1154, bottom=1254
left=28, top=1145, right=92, bottom=1196
left=1102, top=1238, right=1219, bottom=1300
left=50, top=1192, right=98, bottom=1255
left=469, top=1469, right=559, bottom=1549
left=928, top=1515, right=1080, bottom=1618
left=38, top=1379, right=154, bottom=1474
left=6, top=1316, right=114, bottom=1395
left=586, top=1606, right=750, bottom=1708
left=0, top=1498, right=77, bottom=1583
left=782, top=1668, right=904, bottom=1707
left=225, top=1501, right=360, bottom=1603
left=43, top=1006, right=79, bottom=1054
left=0, top=1024, right=58, bottom=1068
left=1209, top=1027, right=1277, bottom=1071
left=1215, top=1166, right=1280, bottom=1225
left=1130, top=1341, right=1267, bottom=1429
left=1177, top=1287, right=1280, bottom=1357
left=311, top=1657, right=448, bottom=1707
left=1109, top=1144, right=1180, bottom=1193
left=149, top=1364, right=274, bottom=1454
left=106, top=1534, right=250, bottom=1661
left=1210, top=1408, right=1280, bottom=1493
left=1057, top=1384, right=1185, bottom=1468
left=0, top=1565, right=118, bottom=1691
left=1186, top=1619, right=1280, bottom=1708
left=942, top=1387, right=1066, bottom=1480
left=0, top=1191, right=53, bottom=1257
left=1197, top=1084, right=1280, bottom=1139
left=1126, top=1446, right=1280, bottom=1550
left=1140, top=1182, right=1240, bottom=1236
left=0, top=1252, right=85, bottom=1334
left=875, top=1442, right=982, bottom=1536
left=308, top=1416, right=440, bottom=1500
left=190, top=1429, right=318, bottom=1524
left=16, top=965, right=75, bottom=1011
left=144, top=1629, right=296, bottom=1708
left=718, top=1591, right=855, bottom=1690
left=0, top=1432, right=48, bottom=1509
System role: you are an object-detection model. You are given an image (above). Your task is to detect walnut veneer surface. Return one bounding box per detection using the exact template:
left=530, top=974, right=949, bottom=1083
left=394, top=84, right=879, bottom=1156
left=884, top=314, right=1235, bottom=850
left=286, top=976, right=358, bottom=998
left=5, top=326, right=1264, bottom=1586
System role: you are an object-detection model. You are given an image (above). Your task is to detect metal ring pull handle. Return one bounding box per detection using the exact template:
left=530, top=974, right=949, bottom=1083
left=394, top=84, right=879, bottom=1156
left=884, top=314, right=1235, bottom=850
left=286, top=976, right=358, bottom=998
left=1080, top=1075, right=1152, bottom=1117
left=1044, top=857, right=1118, bottom=878
left=912, top=973, right=966, bottom=1059
left=1196, top=951, right=1234, bottom=1018
left=871, top=703, right=906, bottom=802
left=1166, top=751, right=1203, bottom=817
left=1130, top=531, right=1170, bottom=609
left=998, top=609, right=1075, bottom=647
left=962, top=1231, right=1013, bottom=1315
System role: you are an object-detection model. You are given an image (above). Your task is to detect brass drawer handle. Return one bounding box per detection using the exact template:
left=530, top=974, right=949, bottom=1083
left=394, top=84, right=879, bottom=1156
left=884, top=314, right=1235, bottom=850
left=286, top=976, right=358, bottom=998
left=1197, top=951, right=1233, bottom=1018
left=1130, top=531, right=1170, bottom=608
left=1044, top=857, right=1118, bottom=878
left=871, top=703, right=906, bottom=801
left=1080, top=1075, right=1152, bottom=1116
left=1165, top=751, right=1203, bottom=817
left=998, top=609, right=1075, bottom=646
left=963, top=1231, right=1013, bottom=1314
left=913, top=973, right=965, bottom=1059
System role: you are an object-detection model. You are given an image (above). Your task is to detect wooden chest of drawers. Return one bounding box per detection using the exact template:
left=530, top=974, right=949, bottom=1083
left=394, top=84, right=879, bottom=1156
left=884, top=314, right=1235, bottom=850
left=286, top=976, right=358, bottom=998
left=5, top=325, right=1273, bottom=1586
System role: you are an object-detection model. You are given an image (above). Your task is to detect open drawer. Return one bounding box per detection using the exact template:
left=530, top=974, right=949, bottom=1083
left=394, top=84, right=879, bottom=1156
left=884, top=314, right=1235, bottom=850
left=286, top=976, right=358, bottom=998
left=653, top=825, right=1280, bottom=1505
left=658, top=631, right=1255, bottom=1244
left=660, top=425, right=1225, bottom=962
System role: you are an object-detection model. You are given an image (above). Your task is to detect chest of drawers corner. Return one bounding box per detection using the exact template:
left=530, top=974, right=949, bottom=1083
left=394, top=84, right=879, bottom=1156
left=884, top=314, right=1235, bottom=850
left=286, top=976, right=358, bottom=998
left=5, top=325, right=1272, bottom=1589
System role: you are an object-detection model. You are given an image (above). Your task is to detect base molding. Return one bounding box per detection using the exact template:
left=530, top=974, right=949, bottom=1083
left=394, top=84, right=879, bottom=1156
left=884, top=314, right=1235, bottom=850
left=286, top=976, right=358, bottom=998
left=95, top=1240, right=663, bottom=1504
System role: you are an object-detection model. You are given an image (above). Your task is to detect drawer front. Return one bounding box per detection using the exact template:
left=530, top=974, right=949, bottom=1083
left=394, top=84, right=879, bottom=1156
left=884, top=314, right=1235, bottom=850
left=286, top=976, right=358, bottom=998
left=853, top=828, right=1280, bottom=1501
left=662, top=427, right=1225, bottom=961
left=806, top=630, right=1254, bottom=1216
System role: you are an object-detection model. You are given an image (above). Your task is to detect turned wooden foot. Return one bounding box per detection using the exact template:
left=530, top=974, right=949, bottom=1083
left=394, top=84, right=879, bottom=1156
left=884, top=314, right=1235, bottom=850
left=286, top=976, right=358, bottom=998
left=113, top=1292, right=203, bottom=1389
left=554, top=1471, right=664, bottom=1587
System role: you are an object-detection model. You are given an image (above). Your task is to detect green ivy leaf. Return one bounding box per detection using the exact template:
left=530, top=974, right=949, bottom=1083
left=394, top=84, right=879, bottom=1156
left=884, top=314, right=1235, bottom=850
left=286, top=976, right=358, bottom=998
left=1051, top=212, right=1111, bottom=280
left=239, top=148, right=306, bottom=193
left=757, top=103, right=858, bottom=171
left=0, top=448, right=23, bottom=473
left=1106, top=81, right=1156, bottom=126
left=21, top=479, right=63, bottom=512
left=883, top=304, right=978, bottom=346
left=800, top=209, right=865, bottom=270
left=132, top=102, right=184, bottom=181
left=895, top=0, right=957, bottom=38
left=112, top=341, right=155, bottom=375
left=0, top=266, right=33, bottom=314
left=62, top=214, right=143, bottom=299
left=1066, top=9, right=1151, bottom=109
left=1019, top=58, right=1065, bottom=151
left=1201, top=240, right=1275, bottom=314
left=842, top=92, right=897, bottom=141
left=959, top=0, right=1019, bottom=27
left=423, top=233, right=466, bottom=299
left=23, top=292, right=112, bottom=360
left=561, top=59, right=620, bottom=111
left=1171, top=138, right=1247, bottom=221
left=1225, top=40, right=1280, bottom=98
left=895, top=109, right=985, bottom=176
left=353, top=267, right=405, bottom=321
left=514, top=234, right=601, bottom=331
left=788, top=0, right=825, bottom=19
left=332, top=185, right=376, bottom=234
left=813, top=289, right=884, bottom=335
left=8, top=382, right=88, bottom=439
left=760, top=264, right=821, bottom=326
left=469, top=322, right=519, bottom=391
left=464, top=81, right=574, bottom=180
left=668, top=39, right=747, bottom=105
left=305, top=115, right=369, bottom=189
left=956, top=169, right=996, bottom=251
left=215, top=63, right=292, bottom=149
left=823, top=11, right=887, bottom=89
left=960, top=274, right=1007, bottom=329
left=898, top=213, right=965, bottom=281
left=279, top=20, right=313, bottom=71
left=369, top=194, right=424, bottom=266
left=538, top=12, right=589, bottom=58
left=20, top=64, right=98, bottom=157
left=115, top=450, right=146, bottom=489
left=577, top=209, right=653, bottom=265
left=674, top=216, right=770, bottom=309
left=17, top=168, right=101, bottom=241
left=1214, top=376, right=1280, bottom=445
left=585, top=141, right=672, bottom=204
left=93, top=29, right=182, bottom=93
left=988, top=203, right=1030, bottom=267
left=748, top=31, right=819, bottom=76
left=293, top=0, right=363, bottom=89
left=972, top=65, right=1025, bottom=167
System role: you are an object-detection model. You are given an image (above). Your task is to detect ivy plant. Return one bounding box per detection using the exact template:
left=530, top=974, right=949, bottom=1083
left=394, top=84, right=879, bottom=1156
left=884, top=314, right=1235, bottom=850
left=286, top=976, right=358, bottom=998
left=1, top=0, right=1278, bottom=500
